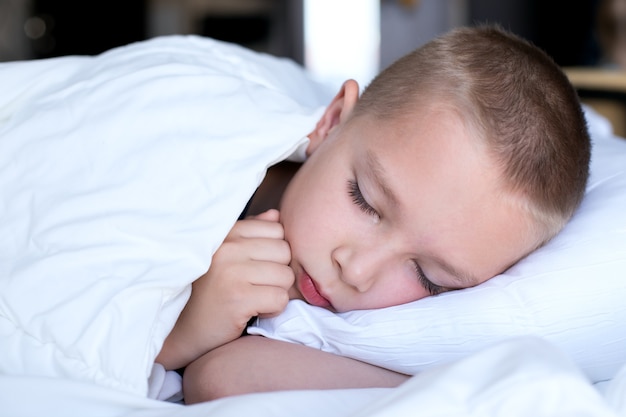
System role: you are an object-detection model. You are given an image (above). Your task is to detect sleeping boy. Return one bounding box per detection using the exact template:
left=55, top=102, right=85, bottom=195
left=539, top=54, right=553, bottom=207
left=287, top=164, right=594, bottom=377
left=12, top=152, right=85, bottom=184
left=156, top=25, right=591, bottom=402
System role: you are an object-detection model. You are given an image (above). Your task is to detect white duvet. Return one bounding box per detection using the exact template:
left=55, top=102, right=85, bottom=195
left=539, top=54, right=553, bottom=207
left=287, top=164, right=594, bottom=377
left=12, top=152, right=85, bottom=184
left=0, top=35, right=326, bottom=395
left=1, top=35, right=625, bottom=416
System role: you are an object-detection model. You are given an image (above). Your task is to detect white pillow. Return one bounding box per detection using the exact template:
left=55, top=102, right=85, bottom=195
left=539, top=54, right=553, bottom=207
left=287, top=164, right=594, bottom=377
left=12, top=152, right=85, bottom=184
left=0, top=35, right=328, bottom=396
left=249, top=105, right=626, bottom=384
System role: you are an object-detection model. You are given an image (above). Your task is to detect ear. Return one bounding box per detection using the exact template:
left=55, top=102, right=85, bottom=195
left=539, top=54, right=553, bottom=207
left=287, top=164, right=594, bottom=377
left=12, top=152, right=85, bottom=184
left=306, top=79, right=360, bottom=156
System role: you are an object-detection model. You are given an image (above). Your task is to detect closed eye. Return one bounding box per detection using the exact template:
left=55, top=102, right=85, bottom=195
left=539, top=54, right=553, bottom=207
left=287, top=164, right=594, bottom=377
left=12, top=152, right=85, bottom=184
left=413, top=261, right=445, bottom=296
left=348, top=180, right=379, bottom=219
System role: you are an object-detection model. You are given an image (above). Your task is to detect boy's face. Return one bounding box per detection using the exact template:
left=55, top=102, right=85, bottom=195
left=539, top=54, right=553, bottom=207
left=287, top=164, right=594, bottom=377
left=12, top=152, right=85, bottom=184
left=281, top=96, right=534, bottom=313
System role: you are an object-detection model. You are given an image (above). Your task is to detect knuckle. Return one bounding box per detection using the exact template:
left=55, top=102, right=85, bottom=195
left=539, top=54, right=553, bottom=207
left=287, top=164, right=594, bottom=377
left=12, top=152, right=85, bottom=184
left=262, top=219, right=284, bottom=236
left=282, top=266, right=296, bottom=286
left=275, top=240, right=292, bottom=263
left=273, top=290, right=290, bottom=310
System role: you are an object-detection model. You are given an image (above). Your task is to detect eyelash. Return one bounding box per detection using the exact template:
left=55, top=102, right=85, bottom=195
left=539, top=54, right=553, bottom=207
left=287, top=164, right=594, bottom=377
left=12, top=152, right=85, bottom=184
left=348, top=179, right=443, bottom=296
left=347, top=180, right=379, bottom=219
left=413, top=261, right=444, bottom=296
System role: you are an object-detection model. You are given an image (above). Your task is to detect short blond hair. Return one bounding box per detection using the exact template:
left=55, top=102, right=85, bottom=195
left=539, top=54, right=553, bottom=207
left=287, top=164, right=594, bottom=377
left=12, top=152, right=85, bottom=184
left=353, top=25, right=591, bottom=247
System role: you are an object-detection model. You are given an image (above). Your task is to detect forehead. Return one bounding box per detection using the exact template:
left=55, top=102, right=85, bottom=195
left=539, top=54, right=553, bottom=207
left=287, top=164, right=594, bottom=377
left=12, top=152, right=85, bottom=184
left=346, top=103, right=489, bottom=178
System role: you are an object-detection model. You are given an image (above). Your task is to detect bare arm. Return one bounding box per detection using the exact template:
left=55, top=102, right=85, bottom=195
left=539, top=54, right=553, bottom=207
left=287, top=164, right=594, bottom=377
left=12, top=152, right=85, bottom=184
left=182, top=335, right=410, bottom=404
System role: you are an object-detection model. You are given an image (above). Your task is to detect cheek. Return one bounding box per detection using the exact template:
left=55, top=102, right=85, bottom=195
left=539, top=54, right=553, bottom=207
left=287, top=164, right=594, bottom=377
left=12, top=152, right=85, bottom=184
left=287, top=174, right=348, bottom=232
left=282, top=186, right=338, bottom=254
left=382, top=275, right=431, bottom=306
left=356, top=268, right=432, bottom=310
left=348, top=285, right=429, bottom=312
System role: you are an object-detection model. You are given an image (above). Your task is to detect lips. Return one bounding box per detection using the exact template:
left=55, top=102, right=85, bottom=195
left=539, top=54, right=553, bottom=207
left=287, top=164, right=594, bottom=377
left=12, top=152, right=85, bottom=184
left=298, top=269, right=332, bottom=309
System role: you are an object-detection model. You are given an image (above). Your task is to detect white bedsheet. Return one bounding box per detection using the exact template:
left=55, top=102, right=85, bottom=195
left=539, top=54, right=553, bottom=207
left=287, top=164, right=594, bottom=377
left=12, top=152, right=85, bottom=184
left=2, top=337, right=624, bottom=417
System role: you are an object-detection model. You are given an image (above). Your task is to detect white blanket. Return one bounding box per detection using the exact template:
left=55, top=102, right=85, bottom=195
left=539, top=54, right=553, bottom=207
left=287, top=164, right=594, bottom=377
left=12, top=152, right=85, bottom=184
left=0, top=35, right=327, bottom=396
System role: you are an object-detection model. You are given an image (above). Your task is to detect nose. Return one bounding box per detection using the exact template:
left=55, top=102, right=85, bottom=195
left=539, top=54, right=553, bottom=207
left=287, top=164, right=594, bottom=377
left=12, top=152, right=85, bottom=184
left=332, top=244, right=387, bottom=292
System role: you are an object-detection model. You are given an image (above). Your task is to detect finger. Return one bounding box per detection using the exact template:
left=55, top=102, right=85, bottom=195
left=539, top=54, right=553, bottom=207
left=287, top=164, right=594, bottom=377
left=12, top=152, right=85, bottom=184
left=207, top=249, right=295, bottom=293
left=218, top=259, right=295, bottom=289
left=247, top=262, right=295, bottom=289
left=228, top=217, right=284, bottom=240
left=199, top=261, right=295, bottom=319
left=250, top=209, right=280, bottom=222
left=217, top=237, right=291, bottom=265
left=242, top=285, right=291, bottom=318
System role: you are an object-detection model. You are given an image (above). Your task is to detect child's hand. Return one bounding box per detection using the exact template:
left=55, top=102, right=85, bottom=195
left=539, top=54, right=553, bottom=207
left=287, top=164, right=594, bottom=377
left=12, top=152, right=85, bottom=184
left=198, top=208, right=294, bottom=333
left=156, top=209, right=294, bottom=370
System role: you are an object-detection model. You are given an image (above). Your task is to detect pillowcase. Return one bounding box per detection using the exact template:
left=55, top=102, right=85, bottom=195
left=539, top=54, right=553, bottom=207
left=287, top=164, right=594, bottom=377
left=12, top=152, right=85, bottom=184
left=249, top=105, right=626, bottom=384
left=0, top=35, right=329, bottom=396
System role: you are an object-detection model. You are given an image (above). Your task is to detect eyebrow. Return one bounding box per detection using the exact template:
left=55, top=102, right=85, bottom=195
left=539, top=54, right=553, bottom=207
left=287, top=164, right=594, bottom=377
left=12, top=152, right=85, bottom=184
left=365, top=149, right=480, bottom=289
left=364, top=149, right=399, bottom=208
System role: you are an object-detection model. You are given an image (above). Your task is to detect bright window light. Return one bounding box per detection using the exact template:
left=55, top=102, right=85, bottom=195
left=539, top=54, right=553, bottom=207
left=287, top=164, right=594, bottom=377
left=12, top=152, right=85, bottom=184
left=304, top=0, right=380, bottom=90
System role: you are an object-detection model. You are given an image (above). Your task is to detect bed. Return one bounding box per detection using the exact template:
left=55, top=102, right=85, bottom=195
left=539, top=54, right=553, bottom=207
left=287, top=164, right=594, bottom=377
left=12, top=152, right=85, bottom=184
left=0, top=35, right=625, bottom=416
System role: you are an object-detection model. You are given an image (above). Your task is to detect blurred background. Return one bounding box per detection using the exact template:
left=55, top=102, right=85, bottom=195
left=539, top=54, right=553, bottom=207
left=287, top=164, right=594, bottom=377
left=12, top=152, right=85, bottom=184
left=0, top=0, right=621, bottom=88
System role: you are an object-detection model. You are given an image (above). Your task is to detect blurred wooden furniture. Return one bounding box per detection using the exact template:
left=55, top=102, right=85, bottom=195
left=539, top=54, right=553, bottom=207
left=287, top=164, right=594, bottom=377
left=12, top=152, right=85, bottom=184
left=564, top=67, right=626, bottom=137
